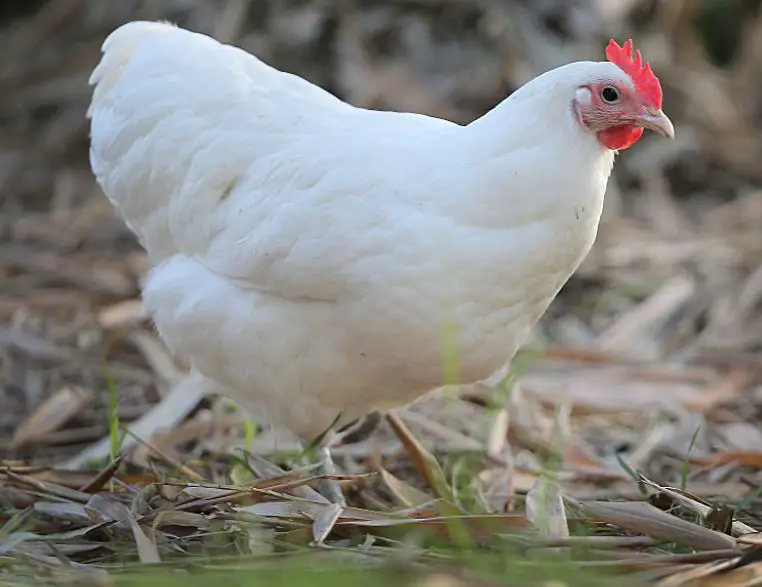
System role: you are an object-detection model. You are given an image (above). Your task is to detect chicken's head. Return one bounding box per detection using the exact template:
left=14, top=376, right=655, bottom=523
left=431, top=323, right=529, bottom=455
left=573, top=39, right=674, bottom=151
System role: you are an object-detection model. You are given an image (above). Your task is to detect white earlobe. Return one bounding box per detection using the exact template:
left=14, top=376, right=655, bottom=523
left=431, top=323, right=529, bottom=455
left=575, top=87, right=593, bottom=106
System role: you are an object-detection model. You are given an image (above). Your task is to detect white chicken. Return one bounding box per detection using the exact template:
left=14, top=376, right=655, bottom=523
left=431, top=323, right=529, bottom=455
left=88, top=22, right=673, bottom=499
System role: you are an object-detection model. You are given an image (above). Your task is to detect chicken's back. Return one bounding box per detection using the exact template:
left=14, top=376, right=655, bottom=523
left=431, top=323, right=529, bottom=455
left=88, top=20, right=357, bottom=264
left=88, top=20, right=454, bottom=280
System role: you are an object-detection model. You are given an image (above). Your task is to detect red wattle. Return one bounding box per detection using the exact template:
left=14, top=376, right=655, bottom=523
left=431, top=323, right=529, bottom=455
left=598, top=125, right=644, bottom=150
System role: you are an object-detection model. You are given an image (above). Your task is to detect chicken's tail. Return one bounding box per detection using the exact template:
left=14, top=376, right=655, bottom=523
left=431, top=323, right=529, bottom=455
left=87, top=20, right=176, bottom=118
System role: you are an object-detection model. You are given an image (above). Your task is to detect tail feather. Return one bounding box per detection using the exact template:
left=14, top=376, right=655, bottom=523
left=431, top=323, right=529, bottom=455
left=88, top=20, right=176, bottom=118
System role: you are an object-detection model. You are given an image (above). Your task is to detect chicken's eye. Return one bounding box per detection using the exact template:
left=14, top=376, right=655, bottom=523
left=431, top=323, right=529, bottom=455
left=601, top=85, right=620, bottom=104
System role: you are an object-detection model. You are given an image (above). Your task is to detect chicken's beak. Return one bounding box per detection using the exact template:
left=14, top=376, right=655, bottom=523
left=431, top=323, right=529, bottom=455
left=635, top=109, right=675, bottom=139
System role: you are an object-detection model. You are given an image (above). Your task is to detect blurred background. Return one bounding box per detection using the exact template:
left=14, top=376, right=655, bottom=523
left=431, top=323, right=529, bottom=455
left=1, top=0, right=762, bottom=486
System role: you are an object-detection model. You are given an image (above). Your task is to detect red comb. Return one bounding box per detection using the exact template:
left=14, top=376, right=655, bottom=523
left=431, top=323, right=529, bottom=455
left=605, top=39, right=662, bottom=109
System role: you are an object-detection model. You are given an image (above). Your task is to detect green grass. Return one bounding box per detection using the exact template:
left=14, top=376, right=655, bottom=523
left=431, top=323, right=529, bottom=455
left=101, top=548, right=634, bottom=587
left=105, top=365, right=126, bottom=462
left=680, top=425, right=702, bottom=492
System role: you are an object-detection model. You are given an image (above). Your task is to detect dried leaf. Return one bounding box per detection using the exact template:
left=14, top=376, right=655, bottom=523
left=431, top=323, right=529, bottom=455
left=386, top=412, right=456, bottom=503
left=127, top=514, right=161, bottom=564
left=77, top=456, right=124, bottom=493
left=83, top=494, right=131, bottom=529
left=2, top=470, right=92, bottom=503
left=97, top=299, right=144, bottom=329
left=639, top=474, right=758, bottom=537
left=11, top=386, right=93, bottom=449
left=705, top=504, right=735, bottom=535
left=579, top=501, right=737, bottom=551
left=151, top=510, right=219, bottom=531
left=127, top=330, right=185, bottom=387
left=525, top=475, right=569, bottom=539
left=695, top=451, right=762, bottom=468
left=311, top=502, right=342, bottom=545
left=378, top=467, right=434, bottom=508
left=34, top=501, right=92, bottom=526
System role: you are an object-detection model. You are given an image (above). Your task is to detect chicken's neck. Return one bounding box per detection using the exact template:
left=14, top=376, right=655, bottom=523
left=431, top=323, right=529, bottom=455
left=439, top=93, right=615, bottom=234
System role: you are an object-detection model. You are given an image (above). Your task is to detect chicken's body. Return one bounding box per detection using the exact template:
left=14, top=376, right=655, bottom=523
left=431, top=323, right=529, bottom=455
left=88, top=22, right=670, bottom=441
